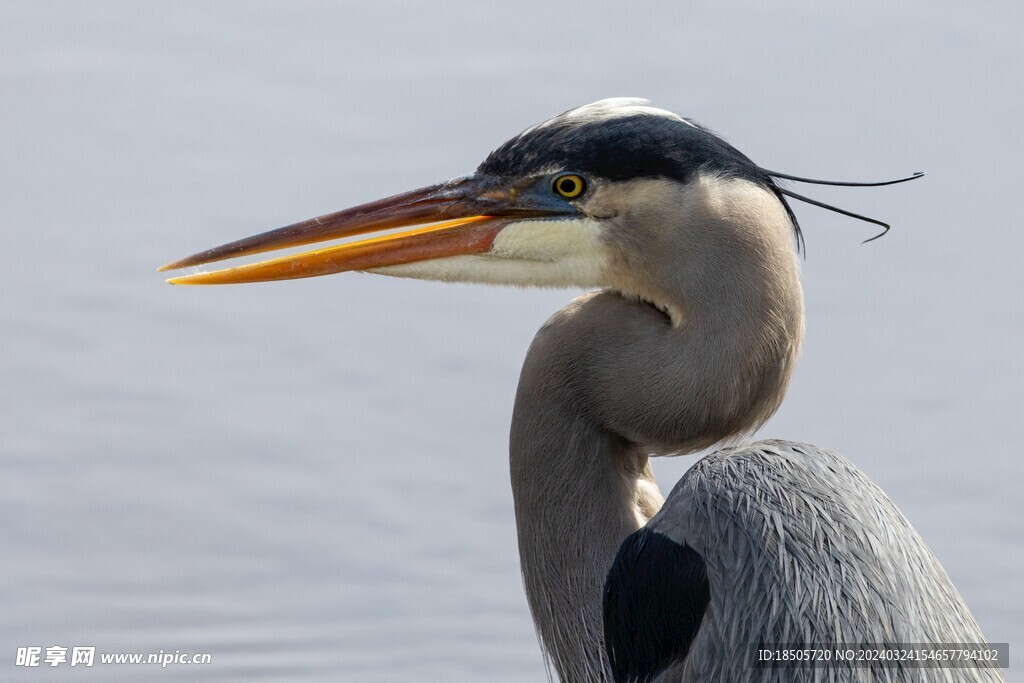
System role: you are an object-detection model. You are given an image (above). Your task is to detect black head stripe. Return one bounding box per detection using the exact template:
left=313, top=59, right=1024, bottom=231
left=479, top=110, right=768, bottom=187
left=602, top=528, right=710, bottom=682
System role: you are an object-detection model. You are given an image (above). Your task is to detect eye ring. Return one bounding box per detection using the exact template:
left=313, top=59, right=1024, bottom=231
left=552, top=173, right=586, bottom=199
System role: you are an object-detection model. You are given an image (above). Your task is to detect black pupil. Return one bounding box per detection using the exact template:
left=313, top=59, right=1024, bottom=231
left=559, top=178, right=577, bottom=195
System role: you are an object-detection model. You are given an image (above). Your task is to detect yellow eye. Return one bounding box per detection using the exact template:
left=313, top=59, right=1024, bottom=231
left=553, top=173, right=586, bottom=199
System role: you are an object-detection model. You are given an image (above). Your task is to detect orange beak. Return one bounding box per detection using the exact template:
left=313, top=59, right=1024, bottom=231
left=159, top=173, right=578, bottom=285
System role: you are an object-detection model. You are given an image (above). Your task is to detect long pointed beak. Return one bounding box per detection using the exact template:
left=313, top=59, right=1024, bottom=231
left=159, top=174, right=573, bottom=285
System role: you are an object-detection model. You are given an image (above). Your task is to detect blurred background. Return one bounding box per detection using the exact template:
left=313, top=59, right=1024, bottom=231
left=1, top=1, right=1021, bottom=680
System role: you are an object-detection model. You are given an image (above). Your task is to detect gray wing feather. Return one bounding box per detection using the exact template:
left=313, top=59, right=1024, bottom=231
left=646, top=440, right=1004, bottom=683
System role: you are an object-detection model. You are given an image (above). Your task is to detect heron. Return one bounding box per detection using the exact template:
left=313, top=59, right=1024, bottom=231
left=161, top=99, right=1002, bottom=682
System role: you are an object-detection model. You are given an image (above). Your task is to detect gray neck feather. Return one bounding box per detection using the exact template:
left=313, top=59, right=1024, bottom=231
left=509, top=176, right=803, bottom=681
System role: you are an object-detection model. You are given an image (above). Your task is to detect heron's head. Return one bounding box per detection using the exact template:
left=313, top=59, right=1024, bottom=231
left=161, top=99, right=803, bottom=320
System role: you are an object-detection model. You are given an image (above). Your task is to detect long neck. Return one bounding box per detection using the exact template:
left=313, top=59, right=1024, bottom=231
left=509, top=176, right=804, bottom=681
left=511, top=360, right=660, bottom=682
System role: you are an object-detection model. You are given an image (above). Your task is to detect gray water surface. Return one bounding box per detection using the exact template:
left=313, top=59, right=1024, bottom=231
left=2, top=1, right=1022, bottom=680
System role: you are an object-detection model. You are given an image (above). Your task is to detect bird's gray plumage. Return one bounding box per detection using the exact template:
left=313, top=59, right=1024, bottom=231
left=606, top=441, right=1002, bottom=682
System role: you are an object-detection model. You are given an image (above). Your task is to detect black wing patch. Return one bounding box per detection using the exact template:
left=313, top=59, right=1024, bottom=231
left=602, top=528, right=710, bottom=682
